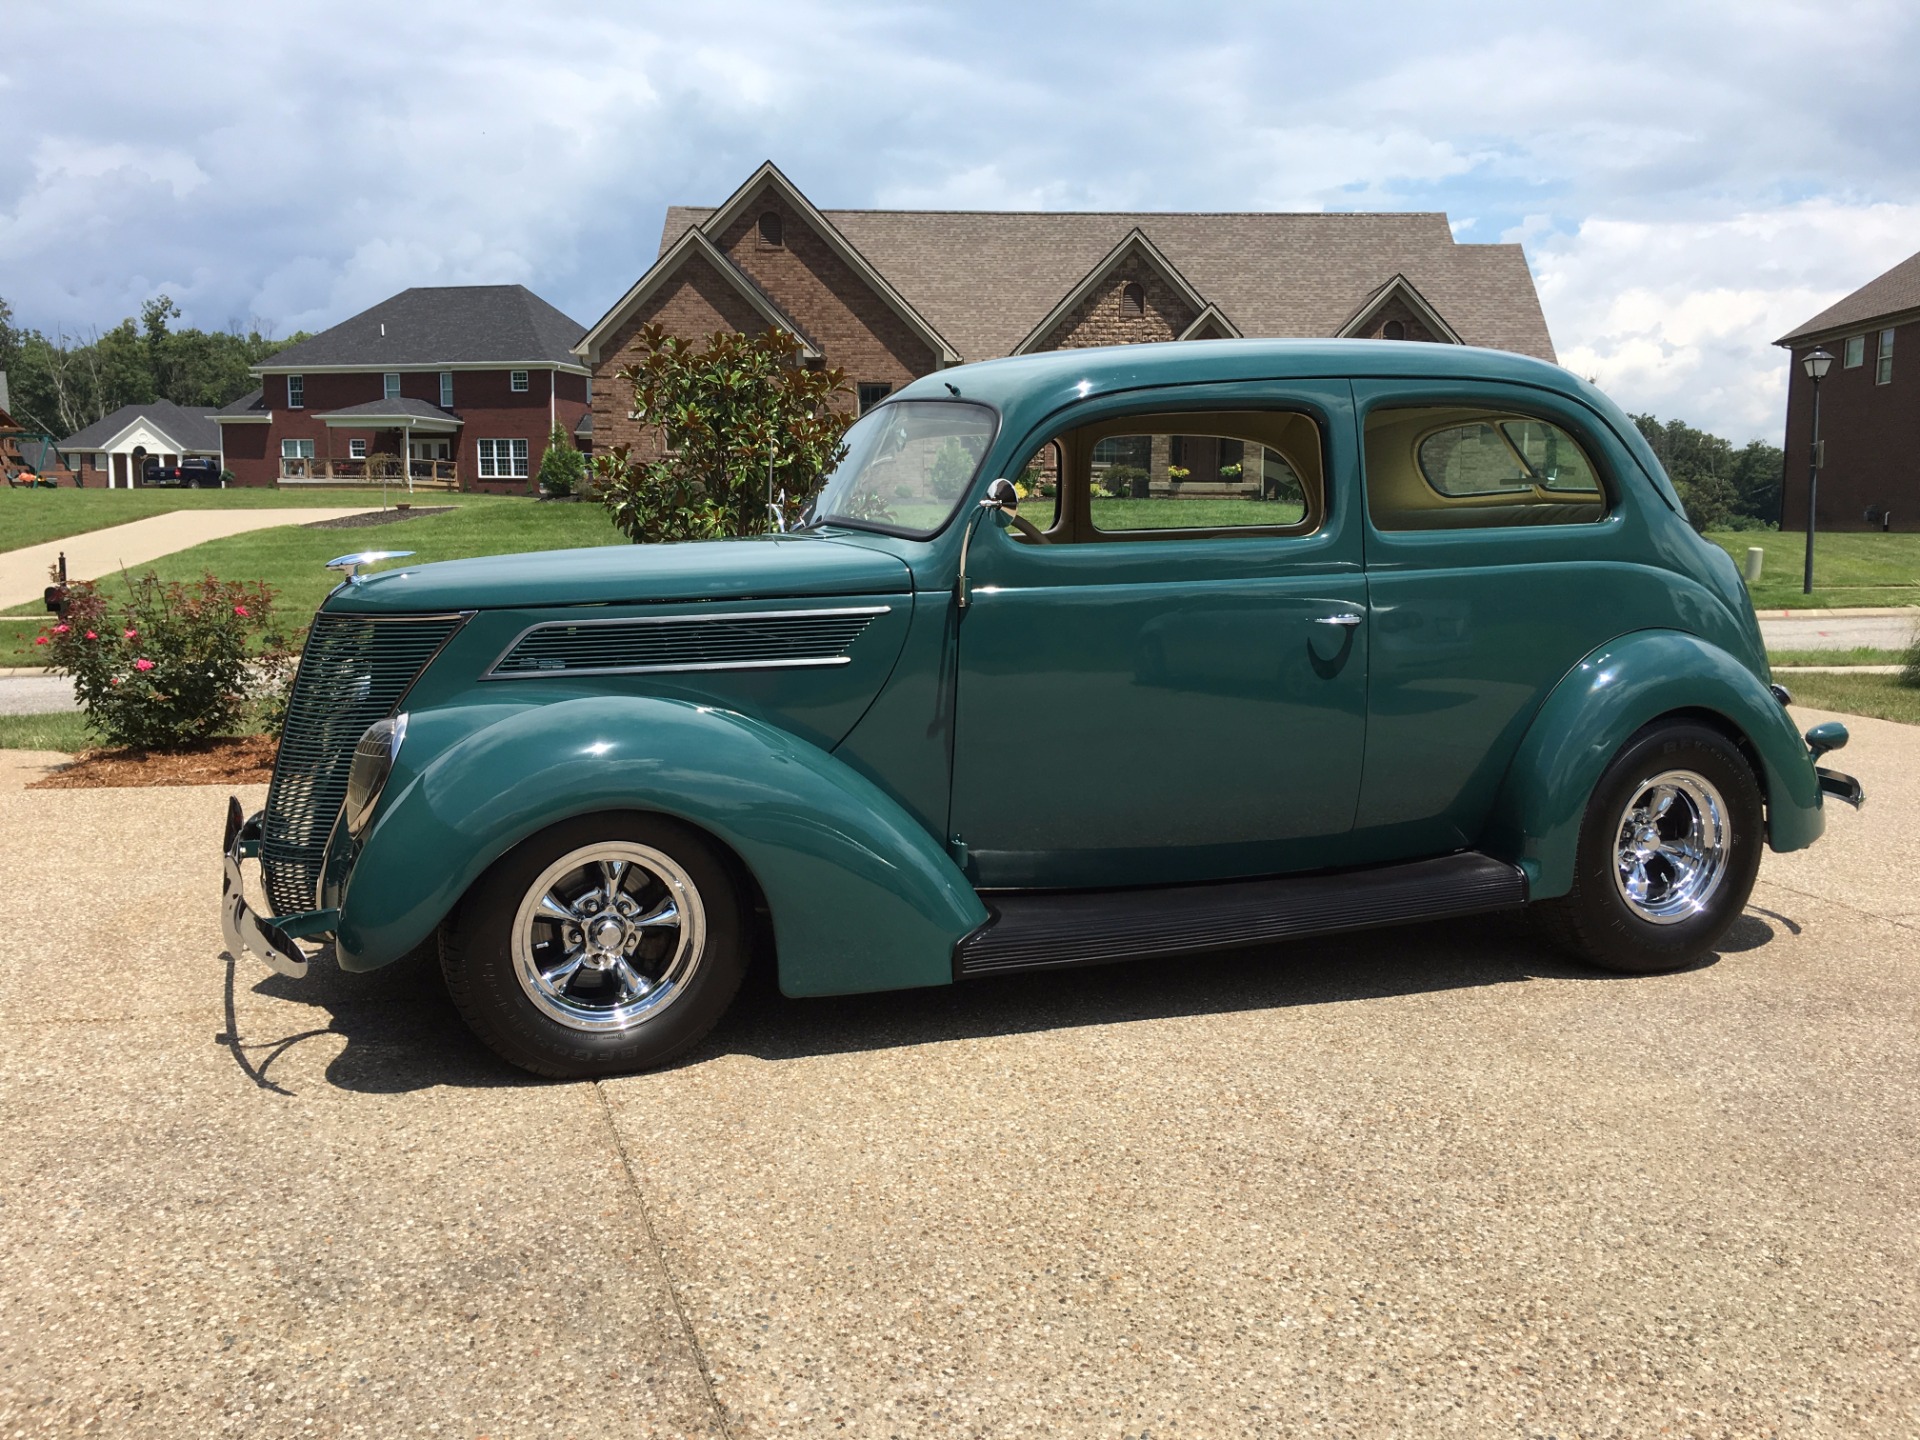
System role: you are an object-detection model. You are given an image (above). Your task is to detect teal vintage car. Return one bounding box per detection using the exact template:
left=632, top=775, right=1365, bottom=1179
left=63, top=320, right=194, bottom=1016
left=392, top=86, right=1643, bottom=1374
left=220, top=340, right=1863, bottom=1077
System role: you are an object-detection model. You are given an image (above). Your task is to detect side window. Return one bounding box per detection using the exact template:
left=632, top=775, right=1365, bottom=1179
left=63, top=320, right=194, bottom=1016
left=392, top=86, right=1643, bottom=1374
left=1366, top=405, right=1606, bottom=531
left=1018, top=409, right=1323, bottom=542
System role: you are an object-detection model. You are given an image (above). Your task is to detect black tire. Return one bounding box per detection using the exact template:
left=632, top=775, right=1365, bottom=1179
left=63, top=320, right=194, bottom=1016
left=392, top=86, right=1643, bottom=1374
left=1533, top=721, right=1764, bottom=974
left=440, top=812, right=748, bottom=1077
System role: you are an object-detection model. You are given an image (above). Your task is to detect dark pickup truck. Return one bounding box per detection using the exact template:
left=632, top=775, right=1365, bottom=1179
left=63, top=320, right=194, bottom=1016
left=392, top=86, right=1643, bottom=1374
left=142, top=457, right=224, bottom=487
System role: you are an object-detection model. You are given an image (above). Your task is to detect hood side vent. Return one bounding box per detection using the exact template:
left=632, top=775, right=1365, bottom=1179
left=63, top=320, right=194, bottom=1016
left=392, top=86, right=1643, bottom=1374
left=487, top=605, right=890, bottom=679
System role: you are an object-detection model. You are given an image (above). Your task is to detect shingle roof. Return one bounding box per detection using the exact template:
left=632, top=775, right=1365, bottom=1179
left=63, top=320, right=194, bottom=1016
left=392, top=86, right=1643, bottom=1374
left=58, top=400, right=220, bottom=452
left=1776, top=246, right=1920, bottom=345
left=317, top=397, right=462, bottom=422
left=216, top=388, right=267, bottom=417
left=661, top=205, right=1554, bottom=361
left=259, top=285, right=587, bottom=369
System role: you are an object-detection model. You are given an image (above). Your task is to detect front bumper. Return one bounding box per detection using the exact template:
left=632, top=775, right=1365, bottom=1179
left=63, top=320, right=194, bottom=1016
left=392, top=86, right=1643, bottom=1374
left=221, top=796, right=338, bottom=978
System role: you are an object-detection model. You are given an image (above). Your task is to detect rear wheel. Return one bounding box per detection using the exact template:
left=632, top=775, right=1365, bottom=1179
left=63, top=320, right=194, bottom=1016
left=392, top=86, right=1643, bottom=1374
left=1534, top=722, right=1763, bottom=974
left=441, top=813, right=748, bottom=1077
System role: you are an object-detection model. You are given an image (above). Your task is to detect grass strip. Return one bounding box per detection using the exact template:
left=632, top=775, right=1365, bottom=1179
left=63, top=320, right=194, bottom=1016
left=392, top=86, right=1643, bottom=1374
left=0, top=711, right=94, bottom=751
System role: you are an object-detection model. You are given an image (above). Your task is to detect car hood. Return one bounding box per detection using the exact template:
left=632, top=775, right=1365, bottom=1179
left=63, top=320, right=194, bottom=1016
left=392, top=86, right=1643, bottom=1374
left=321, top=534, right=915, bottom=614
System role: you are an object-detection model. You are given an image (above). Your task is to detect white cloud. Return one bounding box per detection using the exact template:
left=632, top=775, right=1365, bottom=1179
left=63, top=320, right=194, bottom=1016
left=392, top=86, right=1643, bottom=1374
left=1537, top=201, right=1920, bottom=440
left=0, top=0, right=1914, bottom=448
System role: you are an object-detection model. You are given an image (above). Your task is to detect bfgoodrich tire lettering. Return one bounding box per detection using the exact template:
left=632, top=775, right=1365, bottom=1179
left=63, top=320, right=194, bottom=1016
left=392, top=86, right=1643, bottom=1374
left=441, top=813, right=748, bottom=1077
left=1534, top=721, right=1764, bottom=974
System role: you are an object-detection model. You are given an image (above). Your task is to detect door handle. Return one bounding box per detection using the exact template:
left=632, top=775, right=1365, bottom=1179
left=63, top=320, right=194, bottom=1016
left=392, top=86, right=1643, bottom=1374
left=1315, top=613, right=1364, bottom=627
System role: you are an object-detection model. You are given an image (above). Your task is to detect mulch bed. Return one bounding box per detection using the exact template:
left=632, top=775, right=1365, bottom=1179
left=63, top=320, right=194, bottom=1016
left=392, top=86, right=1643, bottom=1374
left=303, top=506, right=454, bottom=529
left=30, top=735, right=278, bottom=788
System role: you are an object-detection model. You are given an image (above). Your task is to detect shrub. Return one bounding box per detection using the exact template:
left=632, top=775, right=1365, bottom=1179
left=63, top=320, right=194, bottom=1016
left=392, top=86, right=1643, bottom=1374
left=538, top=421, right=586, bottom=498
left=1901, top=623, right=1920, bottom=691
left=36, top=571, right=290, bottom=749
left=1103, top=464, right=1149, bottom=498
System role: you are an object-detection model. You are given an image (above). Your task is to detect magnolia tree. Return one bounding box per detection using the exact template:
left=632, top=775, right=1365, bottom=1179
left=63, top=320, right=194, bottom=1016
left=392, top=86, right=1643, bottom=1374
left=591, top=325, right=852, bottom=543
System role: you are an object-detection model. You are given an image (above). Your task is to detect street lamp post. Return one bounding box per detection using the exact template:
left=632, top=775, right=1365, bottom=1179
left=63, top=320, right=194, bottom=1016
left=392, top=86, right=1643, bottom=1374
left=1801, top=347, right=1833, bottom=596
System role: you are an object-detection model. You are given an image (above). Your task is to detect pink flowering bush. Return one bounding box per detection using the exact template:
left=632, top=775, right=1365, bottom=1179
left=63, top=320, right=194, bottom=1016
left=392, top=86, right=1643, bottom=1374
left=37, top=571, right=290, bottom=749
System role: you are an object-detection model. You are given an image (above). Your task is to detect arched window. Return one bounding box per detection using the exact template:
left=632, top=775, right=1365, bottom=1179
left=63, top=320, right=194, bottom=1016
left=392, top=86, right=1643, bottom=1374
left=1381, top=319, right=1407, bottom=341
left=1121, top=281, right=1145, bottom=318
left=758, top=211, right=784, bottom=248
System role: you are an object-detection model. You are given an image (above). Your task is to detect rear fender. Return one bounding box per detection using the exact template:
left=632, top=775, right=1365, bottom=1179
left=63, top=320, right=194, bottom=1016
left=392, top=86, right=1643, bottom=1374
left=334, top=695, right=985, bottom=995
left=1483, top=630, right=1822, bottom=898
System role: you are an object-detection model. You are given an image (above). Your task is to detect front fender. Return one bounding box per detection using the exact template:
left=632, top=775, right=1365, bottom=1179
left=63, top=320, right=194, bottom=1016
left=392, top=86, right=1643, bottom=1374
left=334, top=695, right=986, bottom=996
left=1484, top=630, right=1823, bottom=898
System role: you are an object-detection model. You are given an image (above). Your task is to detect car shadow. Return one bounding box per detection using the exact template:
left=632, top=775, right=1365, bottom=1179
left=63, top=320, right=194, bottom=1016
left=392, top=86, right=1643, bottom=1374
left=216, top=908, right=1780, bottom=1096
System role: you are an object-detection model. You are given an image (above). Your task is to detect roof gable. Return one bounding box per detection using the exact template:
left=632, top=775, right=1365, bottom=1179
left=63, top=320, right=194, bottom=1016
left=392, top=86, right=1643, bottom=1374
left=1335, top=273, right=1464, bottom=344
left=1011, top=227, right=1213, bottom=355
left=1776, top=246, right=1920, bottom=346
left=58, top=399, right=220, bottom=452
left=695, top=162, right=959, bottom=364
left=574, top=227, right=820, bottom=365
left=259, top=285, right=587, bottom=371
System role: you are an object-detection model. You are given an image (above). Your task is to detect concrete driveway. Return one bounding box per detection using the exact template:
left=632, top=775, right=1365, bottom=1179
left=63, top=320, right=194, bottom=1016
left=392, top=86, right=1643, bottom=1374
left=1, top=710, right=1915, bottom=1437
left=0, top=508, right=375, bottom=610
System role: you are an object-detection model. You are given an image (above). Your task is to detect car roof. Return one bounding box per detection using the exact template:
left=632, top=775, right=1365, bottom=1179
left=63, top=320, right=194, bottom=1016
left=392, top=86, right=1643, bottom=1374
left=891, top=339, right=1583, bottom=412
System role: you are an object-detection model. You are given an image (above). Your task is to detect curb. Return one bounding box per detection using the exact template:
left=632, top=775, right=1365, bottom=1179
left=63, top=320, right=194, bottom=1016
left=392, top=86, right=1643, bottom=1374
left=1771, top=665, right=1904, bottom=675
left=1754, top=607, right=1919, bottom=619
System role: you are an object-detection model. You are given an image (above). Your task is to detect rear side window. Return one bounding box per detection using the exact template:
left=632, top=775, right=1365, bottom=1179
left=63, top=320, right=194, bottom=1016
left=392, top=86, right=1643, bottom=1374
left=1367, top=405, right=1606, bottom=531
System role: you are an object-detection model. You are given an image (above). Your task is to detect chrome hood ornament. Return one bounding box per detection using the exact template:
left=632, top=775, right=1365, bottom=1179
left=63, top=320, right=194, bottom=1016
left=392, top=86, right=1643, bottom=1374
left=326, top=551, right=415, bottom=586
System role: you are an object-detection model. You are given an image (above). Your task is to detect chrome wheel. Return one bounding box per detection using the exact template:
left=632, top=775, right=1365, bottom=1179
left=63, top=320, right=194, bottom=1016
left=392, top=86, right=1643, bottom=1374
left=1611, top=770, right=1730, bottom=926
left=510, top=842, right=707, bottom=1032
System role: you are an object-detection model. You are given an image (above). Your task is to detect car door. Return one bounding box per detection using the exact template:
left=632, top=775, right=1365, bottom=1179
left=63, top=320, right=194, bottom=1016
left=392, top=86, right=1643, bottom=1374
left=1353, top=379, right=1666, bottom=858
left=949, top=384, right=1369, bottom=890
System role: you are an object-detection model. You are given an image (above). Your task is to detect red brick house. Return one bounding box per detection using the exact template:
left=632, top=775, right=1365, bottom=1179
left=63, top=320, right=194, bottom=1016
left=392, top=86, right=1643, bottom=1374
left=576, top=161, right=1556, bottom=460
left=217, top=285, right=590, bottom=491
left=1776, top=246, right=1918, bottom=532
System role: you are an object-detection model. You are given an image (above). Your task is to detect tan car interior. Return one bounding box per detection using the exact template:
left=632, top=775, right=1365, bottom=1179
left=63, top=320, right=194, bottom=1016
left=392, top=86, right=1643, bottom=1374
left=1364, top=405, right=1606, bottom=531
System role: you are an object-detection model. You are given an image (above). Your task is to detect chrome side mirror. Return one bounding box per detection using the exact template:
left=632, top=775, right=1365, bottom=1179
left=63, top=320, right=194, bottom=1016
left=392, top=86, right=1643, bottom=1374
left=981, top=477, right=1020, bottom=516
left=957, top=479, right=1021, bottom=612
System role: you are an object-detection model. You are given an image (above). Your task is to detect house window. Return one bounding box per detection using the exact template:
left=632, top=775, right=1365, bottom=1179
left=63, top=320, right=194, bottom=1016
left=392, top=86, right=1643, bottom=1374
left=287, top=374, right=304, bottom=408
left=349, top=438, right=367, bottom=460
left=1844, top=335, right=1865, bottom=368
left=1878, top=328, right=1895, bottom=384
left=477, top=438, right=529, bottom=479
left=281, top=439, right=315, bottom=460
left=510, top=370, right=529, bottom=393
left=1382, top=320, right=1407, bottom=341
left=758, top=211, right=784, bottom=248
left=384, top=373, right=401, bottom=399
left=857, top=382, right=892, bottom=414
left=1121, top=282, right=1145, bottom=318
left=440, top=372, right=454, bottom=408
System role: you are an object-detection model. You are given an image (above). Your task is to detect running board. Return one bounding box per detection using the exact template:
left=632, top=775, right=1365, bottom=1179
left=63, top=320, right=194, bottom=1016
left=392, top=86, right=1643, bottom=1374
left=954, top=851, right=1527, bottom=979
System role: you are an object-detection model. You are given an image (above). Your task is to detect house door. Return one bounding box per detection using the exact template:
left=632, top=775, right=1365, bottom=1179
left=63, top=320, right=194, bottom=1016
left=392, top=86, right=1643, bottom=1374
left=949, top=387, right=1369, bottom=890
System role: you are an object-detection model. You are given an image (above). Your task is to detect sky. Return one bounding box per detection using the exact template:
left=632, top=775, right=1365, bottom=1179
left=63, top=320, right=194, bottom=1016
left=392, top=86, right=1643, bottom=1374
left=2, top=0, right=1916, bottom=443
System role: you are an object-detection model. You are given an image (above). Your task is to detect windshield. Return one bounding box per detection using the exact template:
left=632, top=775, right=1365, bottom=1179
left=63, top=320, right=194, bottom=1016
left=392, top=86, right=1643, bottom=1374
left=811, top=400, right=998, bottom=537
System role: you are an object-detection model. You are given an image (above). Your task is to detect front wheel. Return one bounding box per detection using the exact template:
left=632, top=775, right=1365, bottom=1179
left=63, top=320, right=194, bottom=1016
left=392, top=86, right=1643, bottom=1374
left=441, top=813, right=748, bottom=1077
left=1533, top=722, right=1764, bottom=974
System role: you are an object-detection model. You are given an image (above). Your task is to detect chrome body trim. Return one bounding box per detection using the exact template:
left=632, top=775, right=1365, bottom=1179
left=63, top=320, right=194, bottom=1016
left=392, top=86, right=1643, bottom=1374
left=481, top=604, right=892, bottom=680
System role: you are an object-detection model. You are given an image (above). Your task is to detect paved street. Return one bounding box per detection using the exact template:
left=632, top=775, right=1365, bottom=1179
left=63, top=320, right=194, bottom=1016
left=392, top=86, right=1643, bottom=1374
left=0, top=672, right=73, bottom=714
left=0, top=710, right=1914, bottom=1438
left=1757, top=609, right=1917, bottom=650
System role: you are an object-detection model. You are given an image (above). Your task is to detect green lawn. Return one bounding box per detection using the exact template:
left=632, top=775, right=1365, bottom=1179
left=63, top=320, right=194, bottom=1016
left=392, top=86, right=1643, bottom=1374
left=2, top=499, right=627, bottom=664
left=0, top=485, right=508, bottom=553
left=1768, top=646, right=1911, bottom=667
left=1706, top=530, right=1920, bottom=610
left=0, top=711, right=93, bottom=751
left=1786, top=672, right=1920, bottom=726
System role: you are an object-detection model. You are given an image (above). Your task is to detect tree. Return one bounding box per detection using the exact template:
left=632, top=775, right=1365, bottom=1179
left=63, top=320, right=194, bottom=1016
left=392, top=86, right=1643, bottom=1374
left=1631, top=412, right=1781, bottom=532
left=591, top=325, right=852, bottom=544
left=537, top=420, right=586, bottom=497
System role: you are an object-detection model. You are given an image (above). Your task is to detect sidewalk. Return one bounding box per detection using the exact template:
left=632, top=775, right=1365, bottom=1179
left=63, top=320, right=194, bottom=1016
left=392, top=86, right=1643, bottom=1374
left=0, top=508, right=374, bottom=610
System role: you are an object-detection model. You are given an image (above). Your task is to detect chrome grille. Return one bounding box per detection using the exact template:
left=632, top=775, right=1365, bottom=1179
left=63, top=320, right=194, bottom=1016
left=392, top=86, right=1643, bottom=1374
left=261, top=612, right=463, bottom=915
left=487, top=606, right=887, bottom=678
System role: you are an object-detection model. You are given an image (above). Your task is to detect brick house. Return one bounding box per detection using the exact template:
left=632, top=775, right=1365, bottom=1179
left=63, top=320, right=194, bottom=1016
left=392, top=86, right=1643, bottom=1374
left=576, top=161, right=1556, bottom=462
left=54, top=399, right=222, bottom=487
left=1776, top=246, right=1918, bottom=532
left=216, top=285, right=590, bottom=492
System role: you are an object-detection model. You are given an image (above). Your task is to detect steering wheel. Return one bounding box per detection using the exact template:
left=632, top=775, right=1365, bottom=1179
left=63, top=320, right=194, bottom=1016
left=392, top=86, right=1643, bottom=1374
left=1007, top=512, right=1048, bottom=544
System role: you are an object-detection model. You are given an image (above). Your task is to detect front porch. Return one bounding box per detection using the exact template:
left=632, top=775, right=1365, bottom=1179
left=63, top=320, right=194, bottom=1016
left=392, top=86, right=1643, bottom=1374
left=278, top=455, right=460, bottom=489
